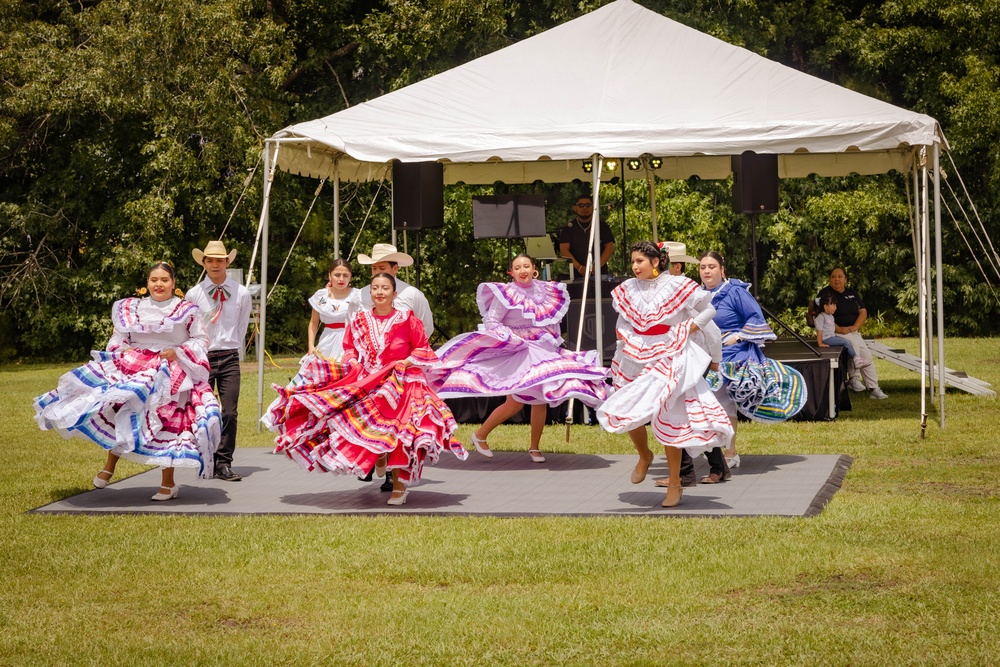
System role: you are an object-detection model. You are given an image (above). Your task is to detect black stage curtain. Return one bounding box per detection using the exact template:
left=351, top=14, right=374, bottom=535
left=444, top=396, right=596, bottom=425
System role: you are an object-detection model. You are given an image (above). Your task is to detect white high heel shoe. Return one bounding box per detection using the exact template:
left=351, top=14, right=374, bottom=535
left=470, top=432, right=493, bottom=458
left=387, top=488, right=409, bottom=506
left=93, top=469, right=114, bottom=489
left=726, top=454, right=741, bottom=469
left=151, top=485, right=179, bottom=501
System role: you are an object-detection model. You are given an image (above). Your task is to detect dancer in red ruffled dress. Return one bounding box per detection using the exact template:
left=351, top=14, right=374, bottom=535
left=263, top=273, right=466, bottom=506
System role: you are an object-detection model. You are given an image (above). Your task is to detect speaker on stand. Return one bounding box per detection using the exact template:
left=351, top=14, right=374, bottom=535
left=731, top=151, right=778, bottom=297
left=730, top=152, right=816, bottom=354
left=392, top=161, right=444, bottom=289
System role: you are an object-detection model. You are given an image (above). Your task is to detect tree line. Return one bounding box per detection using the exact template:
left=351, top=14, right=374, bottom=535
left=2, top=0, right=999, bottom=361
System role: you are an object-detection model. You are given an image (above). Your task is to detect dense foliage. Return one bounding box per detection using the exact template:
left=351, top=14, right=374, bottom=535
left=3, top=0, right=999, bottom=361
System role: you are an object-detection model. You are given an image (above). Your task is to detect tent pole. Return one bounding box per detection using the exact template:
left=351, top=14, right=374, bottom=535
left=592, top=157, right=604, bottom=368
left=333, top=164, right=341, bottom=259
left=647, top=169, right=658, bottom=243
left=621, top=171, right=627, bottom=271
left=566, top=154, right=602, bottom=435
left=391, top=177, right=397, bottom=251
left=923, top=153, right=934, bottom=402
left=918, top=150, right=928, bottom=436
left=256, top=140, right=276, bottom=427
left=933, top=143, right=945, bottom=428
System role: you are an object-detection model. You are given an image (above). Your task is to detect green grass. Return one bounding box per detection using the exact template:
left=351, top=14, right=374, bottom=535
left=1, top=338, right=998, bottom=666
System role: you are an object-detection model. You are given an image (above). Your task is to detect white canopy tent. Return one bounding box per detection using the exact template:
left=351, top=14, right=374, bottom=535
left=254, top=0, right=948, bottom=428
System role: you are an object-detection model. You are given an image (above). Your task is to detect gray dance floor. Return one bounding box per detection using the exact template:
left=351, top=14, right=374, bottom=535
left=32, top=447, right=851, bottom=518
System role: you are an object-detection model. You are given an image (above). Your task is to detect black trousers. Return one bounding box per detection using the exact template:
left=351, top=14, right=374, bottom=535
left=679, top=448, right=728, bottom=477
left=208, top=350, right=241, bottom=467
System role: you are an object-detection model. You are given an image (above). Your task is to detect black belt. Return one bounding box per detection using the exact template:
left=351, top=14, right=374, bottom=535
left=207, top=349, right=239, bottom=359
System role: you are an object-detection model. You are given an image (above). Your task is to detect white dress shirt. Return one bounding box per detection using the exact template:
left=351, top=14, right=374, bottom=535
left=185, top=277, right=253, bottom=352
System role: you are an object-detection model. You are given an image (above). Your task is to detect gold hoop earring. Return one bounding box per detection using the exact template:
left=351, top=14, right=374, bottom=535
left=532, top=270, right=539, bottom=279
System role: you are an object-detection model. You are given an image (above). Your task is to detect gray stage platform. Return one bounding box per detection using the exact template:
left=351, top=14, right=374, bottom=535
left=32, top=447, right=851, bottom=518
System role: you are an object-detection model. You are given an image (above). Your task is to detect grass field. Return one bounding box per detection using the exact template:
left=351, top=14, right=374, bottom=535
left=2, top=338, right=998, bottom=666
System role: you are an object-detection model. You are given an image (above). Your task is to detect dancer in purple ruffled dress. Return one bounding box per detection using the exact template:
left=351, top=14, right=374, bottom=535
left=430, top=254, right=607, bottom=462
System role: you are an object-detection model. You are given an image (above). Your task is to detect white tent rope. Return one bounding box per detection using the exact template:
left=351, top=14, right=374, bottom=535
left=940, top=166, right=1000, bottom=282
left=940, top=192, right=1000, bottom=305
left=194, top=155, right=262, bottom=285
left=946, top=151, right=1000, bottom=270
left=246, top=143, right=280, bottom=288
left=346, top=178, right=387, bottom=261
left=904, top=161, right=919, bottom=265
left=266, top=178, right=327, bottom=301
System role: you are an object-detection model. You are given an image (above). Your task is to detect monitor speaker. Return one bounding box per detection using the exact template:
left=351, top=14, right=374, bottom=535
left=562, top=298, right=618, bottom=362
left=392, top=161, right=444, bottom=230
left=731, top=151, right=778, bottom=214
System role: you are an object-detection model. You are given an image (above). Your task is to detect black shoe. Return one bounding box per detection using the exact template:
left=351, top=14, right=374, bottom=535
left=214, top=464, right=242, bottom=481
left=379, top=477, right=394, bottom=492
left=358, top=469, right=374, bottom=482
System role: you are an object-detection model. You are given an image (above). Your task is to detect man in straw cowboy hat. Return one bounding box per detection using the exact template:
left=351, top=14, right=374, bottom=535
left=358, top=243, right=434, bottom=336
left=185, top=240, right=252, bottom=482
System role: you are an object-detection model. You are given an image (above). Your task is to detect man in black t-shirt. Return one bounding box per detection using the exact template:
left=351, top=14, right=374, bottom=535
left=558, top=194, right=615, bottom=276
left=814, top=267, right=887, bottom=400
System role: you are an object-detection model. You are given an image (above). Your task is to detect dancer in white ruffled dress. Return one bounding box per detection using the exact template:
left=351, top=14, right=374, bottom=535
left=307, top=258, right=361, bottom=360
left=597, top=241, right=734, bottom=508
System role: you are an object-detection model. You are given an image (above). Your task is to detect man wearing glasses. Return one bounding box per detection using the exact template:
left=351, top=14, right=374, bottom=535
left=558, top=194, right=615, bottom=278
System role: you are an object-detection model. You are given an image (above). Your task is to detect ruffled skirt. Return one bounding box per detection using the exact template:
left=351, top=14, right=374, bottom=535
left=598, top=341, right=733, bottom=454
left=33, top=350, right=220, bottom=477
left=720, top=358, right=807, bottom=422
left=263, top=356, right=466, bottom=485
left=430, top=331, right=607, bottom=406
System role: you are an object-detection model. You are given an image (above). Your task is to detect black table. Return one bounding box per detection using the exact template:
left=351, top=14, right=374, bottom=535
left=764, top=338, right=852, bottom=421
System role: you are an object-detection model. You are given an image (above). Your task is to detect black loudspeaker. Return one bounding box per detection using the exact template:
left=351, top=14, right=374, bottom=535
left=471, top=194, right=546, bottom=239
left=392, top=161, right=444, bottom=230
left=562, top=298, right=618, bottom=363
left=732, top=151, right=778, bottom=214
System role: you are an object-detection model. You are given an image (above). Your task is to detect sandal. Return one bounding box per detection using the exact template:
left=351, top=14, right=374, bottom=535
left=93, top=469, right=115, bottom=489
left=528, top=449, right=546, bottom=463
left=470, top=432, right=493, bottom=458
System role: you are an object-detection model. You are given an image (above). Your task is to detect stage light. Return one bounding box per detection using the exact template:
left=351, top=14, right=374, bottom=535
left=582, top=160, right=593, bottom=173
left=605, top=159, right=618, bottom=172
left=648, top=157, right=663, bottom=170
left=626, top=158, right=642, bottom=171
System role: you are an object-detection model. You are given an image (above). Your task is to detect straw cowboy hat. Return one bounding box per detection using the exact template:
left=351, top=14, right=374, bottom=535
left=662, top=241, right=699, bottom=264
left=357, top=243, right=414, bottom=267
left=192, top=240, right=237, bottom=266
